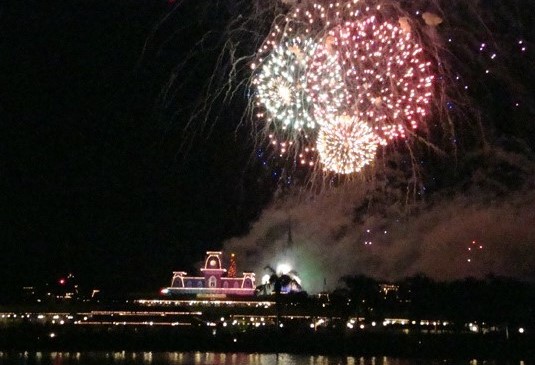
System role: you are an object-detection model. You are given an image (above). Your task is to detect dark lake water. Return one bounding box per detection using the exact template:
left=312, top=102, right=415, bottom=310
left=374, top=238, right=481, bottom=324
left=0, top=352, right=531, bottom=365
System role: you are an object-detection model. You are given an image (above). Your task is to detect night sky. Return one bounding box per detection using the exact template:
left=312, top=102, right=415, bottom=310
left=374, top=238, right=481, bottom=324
left=1, top=0, right=273, bottom=296
left=1, top=0, right=534, bottom=298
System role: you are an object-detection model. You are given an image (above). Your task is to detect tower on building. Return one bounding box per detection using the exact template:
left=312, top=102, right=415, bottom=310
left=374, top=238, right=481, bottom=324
left=228, top=253, right=237, bottom=278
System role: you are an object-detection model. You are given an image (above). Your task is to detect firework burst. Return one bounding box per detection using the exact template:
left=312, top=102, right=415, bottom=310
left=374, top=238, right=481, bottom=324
left=317, top=115, right=384, bottom=174
left=320, top=16, right=434, bottom=140
left=154, top=0, right=506, bottom=189
left=253, top=36, right=318, bottom=133
left=251, top=0, right=436, bottom=176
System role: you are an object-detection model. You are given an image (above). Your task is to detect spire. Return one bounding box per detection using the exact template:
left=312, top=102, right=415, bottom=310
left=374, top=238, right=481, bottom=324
left=287, top=216, right=293, bottom=247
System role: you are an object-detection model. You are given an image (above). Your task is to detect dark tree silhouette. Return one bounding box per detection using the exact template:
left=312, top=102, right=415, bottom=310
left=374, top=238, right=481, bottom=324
left=341, top=274, right=382, bottom=319
left=257, top=265, right=302, bottom=327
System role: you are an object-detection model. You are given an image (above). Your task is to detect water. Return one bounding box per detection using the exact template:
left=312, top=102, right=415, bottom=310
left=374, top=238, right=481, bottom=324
left=0, top=352, right=530, bottom=365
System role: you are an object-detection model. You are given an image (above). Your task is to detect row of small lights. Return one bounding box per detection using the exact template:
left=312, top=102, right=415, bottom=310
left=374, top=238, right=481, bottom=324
left=2, top=313, right=528, bottom=334
left=468, top=322, right=526, bottom=334
left=207, top=316, right=273, bottom=328
left=347, top=318, right=449, bottom=329
left=138, top=299, right=273, bottom=308
left=207, top=316, right=454, bottom=330
left=345, top=319, right=527, bottom=334
left=1, top=313, right=74, bottom=322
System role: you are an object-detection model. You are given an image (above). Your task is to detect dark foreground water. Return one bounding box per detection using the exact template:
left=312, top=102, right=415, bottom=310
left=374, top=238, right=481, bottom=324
left=0, top=352, right=531, bottom=365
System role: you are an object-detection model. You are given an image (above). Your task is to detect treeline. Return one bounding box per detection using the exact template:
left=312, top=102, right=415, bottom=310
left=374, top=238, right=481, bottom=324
left=331, top=274, right=535, bottom=324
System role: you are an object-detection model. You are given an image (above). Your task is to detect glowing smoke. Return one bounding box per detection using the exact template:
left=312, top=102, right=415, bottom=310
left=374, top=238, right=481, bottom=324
left=225, top=148, right=535, bottom=293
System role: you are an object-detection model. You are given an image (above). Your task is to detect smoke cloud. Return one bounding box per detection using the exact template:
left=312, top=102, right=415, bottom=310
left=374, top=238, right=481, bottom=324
left=224, top=150, right=535, bottom=293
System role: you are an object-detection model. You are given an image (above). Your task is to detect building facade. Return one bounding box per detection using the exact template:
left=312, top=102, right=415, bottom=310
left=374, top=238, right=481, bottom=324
left=162, top=251, right=256, bottom=297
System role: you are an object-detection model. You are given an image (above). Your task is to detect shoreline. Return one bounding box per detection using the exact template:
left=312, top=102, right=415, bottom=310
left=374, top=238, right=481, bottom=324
left=1, top=326, right=533, bottom=360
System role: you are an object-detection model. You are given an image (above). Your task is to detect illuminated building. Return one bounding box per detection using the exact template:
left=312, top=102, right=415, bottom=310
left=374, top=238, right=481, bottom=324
left=161, top=251, right=256, bottom=297
left=379, top=284, right=399, bottom=296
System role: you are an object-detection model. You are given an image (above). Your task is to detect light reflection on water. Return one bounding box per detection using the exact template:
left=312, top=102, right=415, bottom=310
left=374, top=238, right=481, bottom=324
left=0, top=352, right=528, bottom=365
